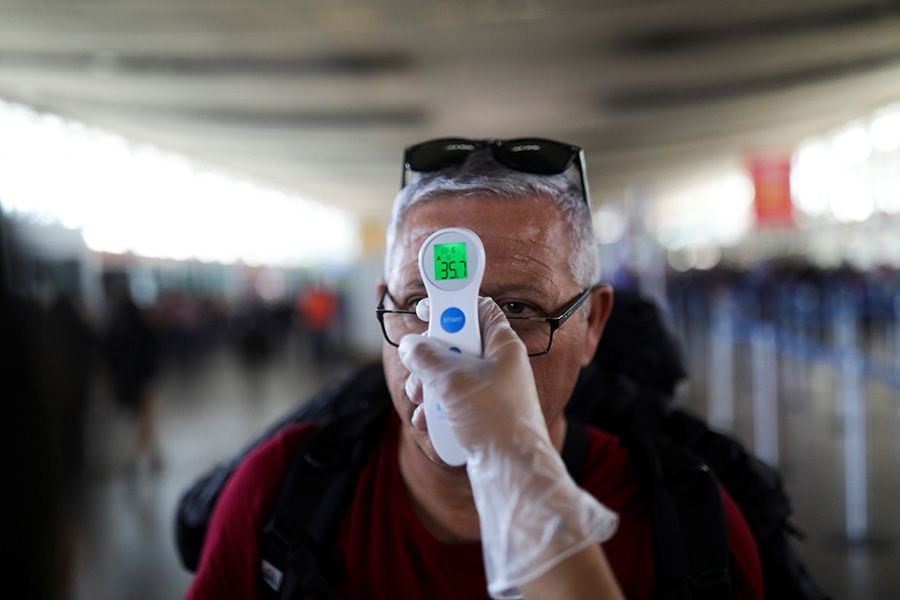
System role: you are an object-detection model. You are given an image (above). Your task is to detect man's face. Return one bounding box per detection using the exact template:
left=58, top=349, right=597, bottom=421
left=380, top=193, right=610, bottom=465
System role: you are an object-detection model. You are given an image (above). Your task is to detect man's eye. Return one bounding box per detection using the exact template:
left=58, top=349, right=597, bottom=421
left=500, top=302, right=540, bottom=317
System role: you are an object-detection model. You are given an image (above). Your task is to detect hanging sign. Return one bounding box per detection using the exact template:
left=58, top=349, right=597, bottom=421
left=749, top=156, right=794, bottom=227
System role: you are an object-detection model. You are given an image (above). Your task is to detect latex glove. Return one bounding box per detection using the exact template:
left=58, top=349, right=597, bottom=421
left=398, top=297, right=618, bottom=599
left=403, top=300, right=427, bottom=430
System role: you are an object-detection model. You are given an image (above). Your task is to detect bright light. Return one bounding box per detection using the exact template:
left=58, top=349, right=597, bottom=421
left=829, top=172, right=874, bottom=223
left=653, top=169, right=754, bottom=250
left=792, top=109, right=900, bottom=222
left=713, top=172, right=755, bottom=245
left=593, top=206, right=627, bottom=244
left=694, top=246, right=722, bottom=270
left=832, top=122, right=871, bottom=166
left=0, top=99, right=360, bottom=267
left=874, top=179, right=900, bottom=214
left=791, top=141, right=833, bottom=217
left=667, top=248, right=697, bottom=271
left=870, top=105, right=900, bottom=153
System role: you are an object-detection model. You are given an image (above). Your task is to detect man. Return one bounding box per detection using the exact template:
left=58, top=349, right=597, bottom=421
left=186, top=138, right=763, bottom=599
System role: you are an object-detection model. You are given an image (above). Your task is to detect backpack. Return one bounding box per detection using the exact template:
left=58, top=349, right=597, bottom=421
left=175, top=364, right=388, bottom=573
left=178, top=363, right=731, bottom=599
left=568, top=291, right=828, bottom=600
left=175, top=292, right=828, bottom=599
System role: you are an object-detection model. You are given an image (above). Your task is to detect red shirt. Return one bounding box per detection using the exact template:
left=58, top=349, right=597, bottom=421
left=187, top=413, right=763, bottom=599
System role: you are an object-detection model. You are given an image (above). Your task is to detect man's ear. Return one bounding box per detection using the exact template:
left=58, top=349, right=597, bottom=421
left=580, top=284, right=614, bottom=367
left=376, top=279, right=386, bottom=303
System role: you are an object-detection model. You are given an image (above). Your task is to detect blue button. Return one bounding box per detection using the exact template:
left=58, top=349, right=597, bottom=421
left=449, top=347, right=461, bottom=353
left=440, top=307, right=465, bottom=333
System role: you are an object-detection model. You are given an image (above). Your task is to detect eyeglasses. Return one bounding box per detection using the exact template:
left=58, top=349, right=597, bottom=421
left=401, top=137, right=590, bottom=206
left=375, top=287, right=593, bottom=357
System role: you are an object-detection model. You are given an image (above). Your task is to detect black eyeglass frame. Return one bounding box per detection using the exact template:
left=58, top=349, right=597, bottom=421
left=375, top=286, right=595, bottom=357
left=400, top=137, right=591, bottom=207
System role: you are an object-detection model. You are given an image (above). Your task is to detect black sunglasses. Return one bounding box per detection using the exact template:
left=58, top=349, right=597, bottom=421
left=401, top=137, right=590, bottom=205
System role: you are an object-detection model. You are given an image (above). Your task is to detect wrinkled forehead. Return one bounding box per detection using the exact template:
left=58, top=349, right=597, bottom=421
left=385, top=194, right=576, bottom=290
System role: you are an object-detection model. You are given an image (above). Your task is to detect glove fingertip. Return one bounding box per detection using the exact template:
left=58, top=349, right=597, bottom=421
left=476, top=297, right=524, bottom=357
left=416, top=297, right=430, bottom=322
left=398, top=334, right=449, bottom=375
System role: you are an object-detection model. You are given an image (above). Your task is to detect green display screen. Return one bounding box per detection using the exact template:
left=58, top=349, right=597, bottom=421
left=434, top=242, right=468, bottom=281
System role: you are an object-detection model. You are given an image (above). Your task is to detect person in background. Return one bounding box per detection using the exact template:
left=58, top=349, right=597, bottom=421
left=1, top=210, right=90, bottom=599
left=102, top=272, right=162, bottom=472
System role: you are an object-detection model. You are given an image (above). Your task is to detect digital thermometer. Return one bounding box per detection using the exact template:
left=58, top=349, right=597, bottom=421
left=417, top=227, right=486, bottom=466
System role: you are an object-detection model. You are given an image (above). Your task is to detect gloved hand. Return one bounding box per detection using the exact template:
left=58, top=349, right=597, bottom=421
left=399, top=297, right=618, bottom=599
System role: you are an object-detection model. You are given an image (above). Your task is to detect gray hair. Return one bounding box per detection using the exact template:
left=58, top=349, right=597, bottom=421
left=385, top=150, right=599, bottom=288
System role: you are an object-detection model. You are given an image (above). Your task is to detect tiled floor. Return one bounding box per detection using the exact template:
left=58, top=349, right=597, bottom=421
left=72, top=337, right=362, bottom=600
left=679, top=338, right=900, bottom=599
left=71, top=334, right=900, bottom=599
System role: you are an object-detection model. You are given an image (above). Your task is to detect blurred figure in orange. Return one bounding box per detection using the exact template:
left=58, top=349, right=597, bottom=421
left=297, top=280, right=339, bottom=364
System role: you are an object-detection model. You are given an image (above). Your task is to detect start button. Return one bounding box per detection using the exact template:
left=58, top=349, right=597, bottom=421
left=440, top=307, right=465, bottom=333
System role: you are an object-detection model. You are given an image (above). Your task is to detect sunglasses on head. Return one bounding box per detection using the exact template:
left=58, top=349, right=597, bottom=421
left=401, top=137, right=590, bottom=205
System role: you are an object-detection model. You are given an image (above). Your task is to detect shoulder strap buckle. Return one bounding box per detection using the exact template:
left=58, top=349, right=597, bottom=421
left=304, top=434, right=344, bottom=470
left=689, top=567, right=731, bottom=592
left=260, top=558, right=285, bottom=592
left=259, top=521, right=295, bottom=593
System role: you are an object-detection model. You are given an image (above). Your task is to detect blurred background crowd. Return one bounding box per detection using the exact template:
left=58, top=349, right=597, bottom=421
left=3, top=1, right=900, bottom=598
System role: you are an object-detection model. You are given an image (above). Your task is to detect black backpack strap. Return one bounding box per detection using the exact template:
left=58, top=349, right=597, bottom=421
left=564, top=422, right=731, bottom=599
left=561, top=419, right=590, bottom=483
left=662, top=409, right=829, bottom=599
left=642, top=438, right=731, bottom=600
left=258, top=394, right=391, bottom=600
left=176, top=363, right=386, bottom=572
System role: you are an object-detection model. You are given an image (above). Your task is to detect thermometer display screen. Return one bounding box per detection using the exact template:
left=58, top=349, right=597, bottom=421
left=434, top=242, right=468, bottom=281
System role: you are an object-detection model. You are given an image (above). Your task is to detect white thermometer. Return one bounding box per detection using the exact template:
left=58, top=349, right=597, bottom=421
left=417, top=227, right=486, bottom=466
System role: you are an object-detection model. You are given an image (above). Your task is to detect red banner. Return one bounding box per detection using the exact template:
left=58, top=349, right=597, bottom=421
left=749, top=156, right=794, bottom=227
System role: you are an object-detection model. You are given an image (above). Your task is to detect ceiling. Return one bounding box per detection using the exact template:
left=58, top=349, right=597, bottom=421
left=3, top=0, right=900, bottom=227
